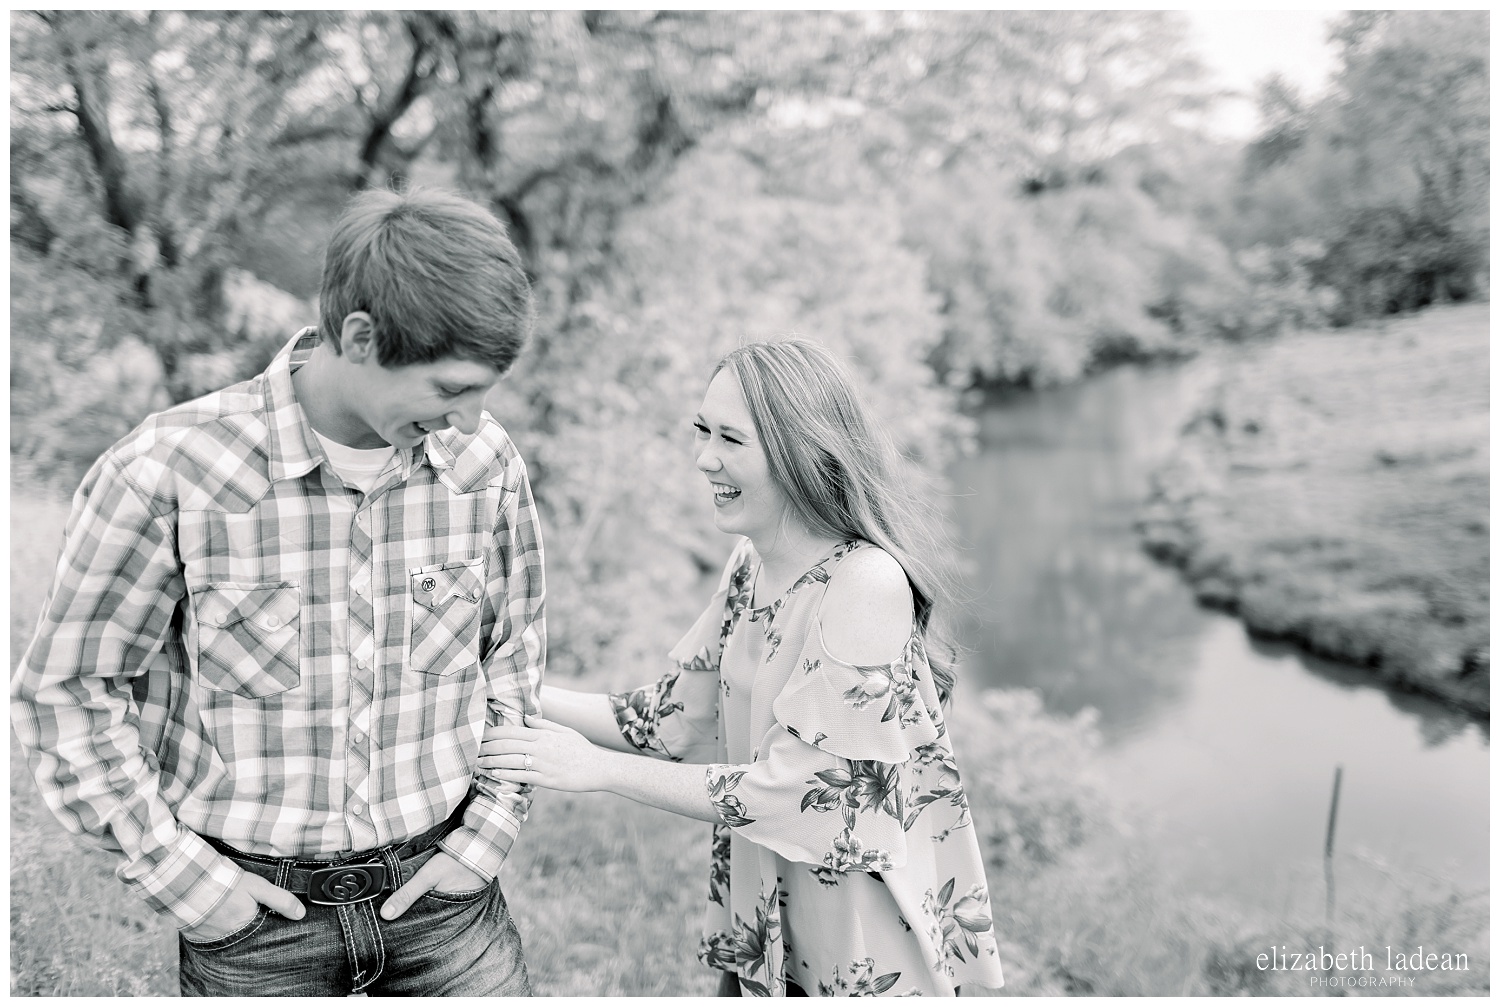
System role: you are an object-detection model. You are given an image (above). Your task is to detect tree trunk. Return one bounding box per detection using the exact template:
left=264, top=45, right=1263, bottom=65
left=51, top=15, right=141, bottom=237
left=10, top=181, right=55, bottom=255
left=355, top=16, right=440, bottom=189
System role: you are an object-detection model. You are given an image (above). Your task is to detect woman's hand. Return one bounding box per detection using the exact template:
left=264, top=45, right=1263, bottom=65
left=480, top=717, right=616, bottom=793
left=483, top=716, right=718, bottom=823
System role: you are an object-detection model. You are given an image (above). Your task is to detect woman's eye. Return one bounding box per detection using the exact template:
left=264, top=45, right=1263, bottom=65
left=692, top=423, right=740, bottom=446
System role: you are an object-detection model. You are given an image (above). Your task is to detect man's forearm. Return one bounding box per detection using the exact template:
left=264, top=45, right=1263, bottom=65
left=439, top=789, right=527, bottom=880
left=13, top=689, right=247, bottom=929
left=11, top=465, right=247, bottom=930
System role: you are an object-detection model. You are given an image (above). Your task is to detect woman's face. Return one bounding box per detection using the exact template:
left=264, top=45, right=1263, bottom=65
left=693, top=370, right=791, bottom=541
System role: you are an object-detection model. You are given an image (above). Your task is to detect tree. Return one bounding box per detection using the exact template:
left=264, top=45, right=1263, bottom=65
left=9, top=10, right=1268, bottom=671
left=1227, top=11, right=1488, bottom=322
left=1332, top=12, right=1488, bottom=262
left=12, top=11, right=342, bottom=394
left=884, top=12, right=1236, bottom=383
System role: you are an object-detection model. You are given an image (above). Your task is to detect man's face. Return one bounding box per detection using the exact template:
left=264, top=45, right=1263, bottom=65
left=323, top=312, right=504, bottom=449
left=344, top=353, right=503, bottom=450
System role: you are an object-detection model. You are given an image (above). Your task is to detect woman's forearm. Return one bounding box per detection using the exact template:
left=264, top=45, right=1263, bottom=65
left=538, top=684, right=636, bottom=753
left=598, top=749, right=720, bottom=823
left=482, top=715, right=719, bottom=822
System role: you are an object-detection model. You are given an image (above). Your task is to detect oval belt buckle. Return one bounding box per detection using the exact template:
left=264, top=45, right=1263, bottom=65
left=308, top=862, right=389, bottom=905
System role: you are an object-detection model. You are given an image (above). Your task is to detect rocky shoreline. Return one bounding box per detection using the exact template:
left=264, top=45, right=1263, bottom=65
left=1137, top=305, right=1489, bottom=718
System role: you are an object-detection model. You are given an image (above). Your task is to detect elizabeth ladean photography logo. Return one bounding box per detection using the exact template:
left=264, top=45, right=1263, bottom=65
left=1258, top=945, right=1470, bottom=988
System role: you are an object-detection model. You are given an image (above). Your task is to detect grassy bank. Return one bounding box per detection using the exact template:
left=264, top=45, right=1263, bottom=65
left=10, top=488, right=1488, bottom=996
left=1137, top=304, right=1489, bottom=716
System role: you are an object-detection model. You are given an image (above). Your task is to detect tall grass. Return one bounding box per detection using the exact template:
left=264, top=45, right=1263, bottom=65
left=10, top=489, right=1488, bottom=996
left=987, top=835, right=1489, bottom=996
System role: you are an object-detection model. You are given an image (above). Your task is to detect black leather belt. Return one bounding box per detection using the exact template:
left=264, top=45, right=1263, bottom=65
left=203, top=811, right=458, bottom=906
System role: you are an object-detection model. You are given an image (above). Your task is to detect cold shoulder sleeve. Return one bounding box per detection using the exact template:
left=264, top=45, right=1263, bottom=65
left=607, top=539, right=753, bottom=763
left=772, top=632, right=941, bottom=763
left=703, top=627, right=955, bottom=874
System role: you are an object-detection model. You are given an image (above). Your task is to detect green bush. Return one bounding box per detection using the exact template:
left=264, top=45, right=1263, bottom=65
left=1227, top=239, right=1338, bottom=337
left=909, top=169, right=1241, bottom=387
left=1226, top=12, right=1488, bottom=328
left=1316, top=205, right=1484, bottom=322
left=950, top=688, right=1110, bottom=869
left=10, top=251, right=167, bottom=490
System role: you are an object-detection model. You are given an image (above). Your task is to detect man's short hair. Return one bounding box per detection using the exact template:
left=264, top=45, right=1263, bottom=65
left=318, top=187, right=535, bottom=374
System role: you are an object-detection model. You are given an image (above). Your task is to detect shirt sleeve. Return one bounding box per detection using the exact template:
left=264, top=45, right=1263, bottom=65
left=702, top=634, right=945, bottom=874
left=606, top=539, right=752, bottom=763
left=440, top=454, right=546, bottom=880
left=10, top=456, right=246, bottom=930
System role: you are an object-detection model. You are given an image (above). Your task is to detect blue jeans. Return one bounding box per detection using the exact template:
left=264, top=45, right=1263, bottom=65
left=178, top=843, right=530, bottom=996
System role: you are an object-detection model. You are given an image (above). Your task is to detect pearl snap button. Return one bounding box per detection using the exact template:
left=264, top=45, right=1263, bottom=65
left=263, top=615, right=282, bottom=629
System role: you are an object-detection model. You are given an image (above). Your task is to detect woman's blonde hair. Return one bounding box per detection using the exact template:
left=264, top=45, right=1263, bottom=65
left=714, top=339, right=960, bottom=702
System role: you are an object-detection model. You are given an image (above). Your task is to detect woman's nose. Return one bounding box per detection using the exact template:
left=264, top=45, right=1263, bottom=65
left=695, top=445, right=721, bottom=472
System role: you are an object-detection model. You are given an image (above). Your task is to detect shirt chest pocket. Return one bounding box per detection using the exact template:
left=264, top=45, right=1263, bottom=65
left=409, top=558, right=484, bottom=677
left=192, top=584, right=302, bottom=698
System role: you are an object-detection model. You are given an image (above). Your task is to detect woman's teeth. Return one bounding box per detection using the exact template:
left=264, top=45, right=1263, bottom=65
left=712, top=483, right=740, bottom=502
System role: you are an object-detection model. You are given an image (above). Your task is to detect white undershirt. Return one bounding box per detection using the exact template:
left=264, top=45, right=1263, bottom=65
left=312, top=430, right=396, bottom=495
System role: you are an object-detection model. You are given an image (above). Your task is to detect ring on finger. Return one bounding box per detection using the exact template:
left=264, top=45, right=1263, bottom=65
left=524, top=753, right=534, bottom=771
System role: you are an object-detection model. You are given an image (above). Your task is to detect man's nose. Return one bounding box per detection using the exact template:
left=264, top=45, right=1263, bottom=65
left=446, top=401, right=482, bottom=436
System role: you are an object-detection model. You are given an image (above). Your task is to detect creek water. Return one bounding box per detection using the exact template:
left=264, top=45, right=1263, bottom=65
left=948, top=357, right=1489, bottom=906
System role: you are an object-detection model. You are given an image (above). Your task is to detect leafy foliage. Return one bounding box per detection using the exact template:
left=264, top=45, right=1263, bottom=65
left=489, top=134, right=962, bottom=674
left=878, top=12, right=1243, bottom=385
left=949, top=689, right=1110, bottom=868
left=10, top=9, right=1487, bottom=670
left=1228, top=11, right=1488, bottom=327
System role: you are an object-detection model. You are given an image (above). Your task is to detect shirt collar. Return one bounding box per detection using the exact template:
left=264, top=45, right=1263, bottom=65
left=262, top=327, right=327, bottom=485
left=421, top=423, right=506, bottom=495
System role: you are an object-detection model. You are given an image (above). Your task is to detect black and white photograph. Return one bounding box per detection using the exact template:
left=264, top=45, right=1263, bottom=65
left=9, top=9, right=1489, bottom=997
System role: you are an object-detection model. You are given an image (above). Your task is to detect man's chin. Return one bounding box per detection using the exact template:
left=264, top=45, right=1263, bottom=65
left=395, top=423, right=430, bottom=445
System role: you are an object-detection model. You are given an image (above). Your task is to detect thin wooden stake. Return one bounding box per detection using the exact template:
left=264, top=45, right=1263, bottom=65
left=1324, top=765, right=1342, bottom=925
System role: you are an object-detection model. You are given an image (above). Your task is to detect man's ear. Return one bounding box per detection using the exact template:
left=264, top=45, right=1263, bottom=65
left=339, top=312, right=376, bottom=363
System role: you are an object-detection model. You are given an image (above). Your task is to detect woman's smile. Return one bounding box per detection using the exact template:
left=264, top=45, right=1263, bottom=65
left=693, top=370, right=784, bottom=536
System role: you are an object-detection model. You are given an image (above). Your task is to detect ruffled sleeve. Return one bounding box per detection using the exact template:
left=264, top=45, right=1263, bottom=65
left=607, top=539, right=753, bottom=763
left=703, top=629, right=944, bottom=873
left=772, top=632, right=940, bottom=763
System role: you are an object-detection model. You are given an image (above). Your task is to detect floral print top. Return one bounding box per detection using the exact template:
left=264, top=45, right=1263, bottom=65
left=609, top=539, right=1005, bottom=996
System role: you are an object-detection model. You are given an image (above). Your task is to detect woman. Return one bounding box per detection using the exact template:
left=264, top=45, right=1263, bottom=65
left=482, top=340, right=1005, bottom=996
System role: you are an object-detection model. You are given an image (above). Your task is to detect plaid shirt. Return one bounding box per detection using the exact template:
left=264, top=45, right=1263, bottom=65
left=12, top=329, right=545, bottom=929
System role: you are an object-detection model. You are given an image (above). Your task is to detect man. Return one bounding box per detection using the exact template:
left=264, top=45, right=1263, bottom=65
left=13, top=187, right=544, bottom=995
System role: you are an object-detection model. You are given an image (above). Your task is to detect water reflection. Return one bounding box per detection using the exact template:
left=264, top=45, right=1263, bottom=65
left=1247, top=636, right=1487, bottom=748
left=951, top=360, right=1219, bottom=740
left=1107, top=619, right=1489, bottom=895
left=948, top=357, right=1489, bottom=896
